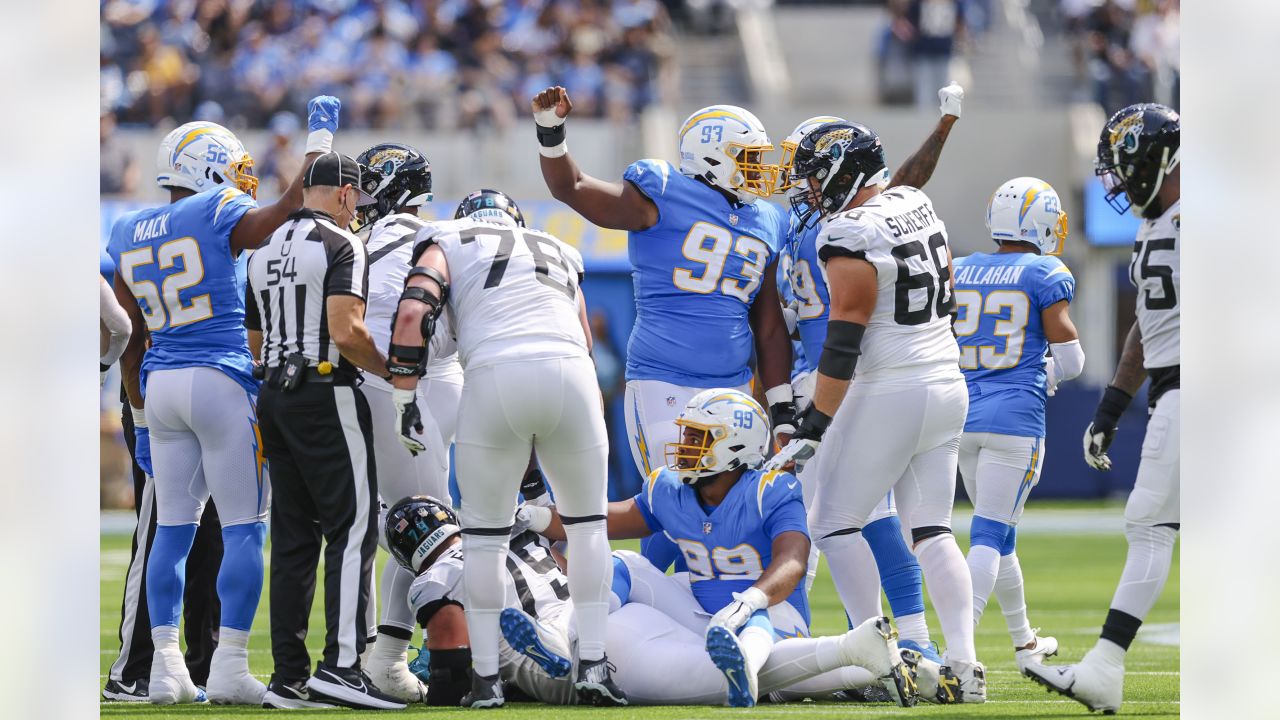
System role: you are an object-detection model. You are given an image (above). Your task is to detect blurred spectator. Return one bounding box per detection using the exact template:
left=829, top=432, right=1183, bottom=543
left=257, top=111, right=303, bottom=199
left=1086, top=0, right=1150, bottom=113
left=1059, top=0, right=1101, bottom=97
left=877, top=0, right=916, bottom=105
left=905, top=0, right=966, bottom=110
left=100, top=111, right=139, bottom=196
left=1130, top=0, right=1178, bottom=109
left=101, top=0, right=677, bottom=129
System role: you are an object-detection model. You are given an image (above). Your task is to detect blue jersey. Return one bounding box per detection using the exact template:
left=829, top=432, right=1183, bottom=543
left=775, top=250, right=813, bottom=379
left=953, top=252, right=1075, bottom=437
left=781, top=209, right=831, bottom=369
left=634, top=466, right=810, bottom=625
left=623, top=160, right=787, bottom=387
left=106, top=186, right=259, bottom=395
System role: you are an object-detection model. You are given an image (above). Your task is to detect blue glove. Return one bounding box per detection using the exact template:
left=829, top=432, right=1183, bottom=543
left=307, top=95, right=341, bottom=134
left=133, top=424, right=154, bottom=477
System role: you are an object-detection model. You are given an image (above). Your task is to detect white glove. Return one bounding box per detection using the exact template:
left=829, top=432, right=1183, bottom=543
left=782, top=300, right=800, bottom=337
left=392, top=387, right=426, bottom=455
left=939, top=82, right=964, bottom=118
left=763, top=437, right=820, bottom=473
left=512, top=503, right=554, bottom=536
left=1082, top=422, right=1115, bottom=471
left=707, top=586, right=769, bottom=633
left=100, top=363, right=109, bottom=389
left=1044, top=356, right=1059, bottom=397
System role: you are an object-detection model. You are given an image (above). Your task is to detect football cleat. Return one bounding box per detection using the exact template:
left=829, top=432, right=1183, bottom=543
left=262, top=678, right=337, bottom=709
left=898, top=640, right=954, bottom=703
left=102, top=678, right=149, bottom=702
left=840, top=617, right=917, bottom=707
left=306, top=666, right=406, bottom=710
left=407, top=644, right=431, bottom=684
left=575, top=656, right=628, bottom=706
left=461, top=672, right=505, bottom=709
left=706, top=625, right=757, bottom=708
left=1015, top=631, right=1060, bottom=673
left=500, top=608, right=573, bottom=678
left=206, top=646, right=267, bottom=705
left=365, top=646, right=427, bottom=703
left=1023, top=646, right=1124, bottom=714
left=832, top=684, right=894, bottom=703
left=149, top=647, right=202, bottom=705
left=943, top=659, right=987, bottom=704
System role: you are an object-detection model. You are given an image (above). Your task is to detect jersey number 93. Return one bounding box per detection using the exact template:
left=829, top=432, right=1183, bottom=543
left=673, top=221, right=770, bottom=302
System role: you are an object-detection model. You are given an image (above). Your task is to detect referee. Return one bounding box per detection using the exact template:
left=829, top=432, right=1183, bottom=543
left=245, top=152, right=403, bottom=711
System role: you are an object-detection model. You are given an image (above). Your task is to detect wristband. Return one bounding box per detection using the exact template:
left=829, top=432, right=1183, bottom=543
left=800, top=407, right=832, bottom=440
left=1093, top=385, right=1134, bottom=430
left=534, top=108, right=567, bottom=157
left=306, top=129, right=334, bottom=155
left=131, top=406, right=147, bottom=429
left=764, top=384, right=793, bottom=409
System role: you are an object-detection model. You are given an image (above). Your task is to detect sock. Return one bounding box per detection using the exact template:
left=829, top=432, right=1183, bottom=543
left=739, top=611, right=775, bottom=678
left=211, top=627, right=251, bottom=677
left=219, top=627, right=250, bottom=650
left=863, top=516, right=926, bottom=622
left=915, top=533, right=976, bottom=663
left=896, top=612, right=930, bottom=647
left=814, top=531, right=882, bottom=627
left=147, top=523, right=198, bottom=628
left=152, top=624, right=180, bottom=653
left=994, top=552, right=1034, bottom=647
left=563, top=519, right=611, bottom=662
left=1110, top=524, right=1177, bottom=621
left=609, top=555, right=632, bottom=612
left=380, top=560, right=417, bottom=632
left=966, top=515, right=1010, bottom=628
left=372, top=627, right=412, bottom=661
left=460, top=532, right=509, bottom=677
left=1091, top=637, right=1128, bottom=666
left=217, top=522, right=266, bottom=631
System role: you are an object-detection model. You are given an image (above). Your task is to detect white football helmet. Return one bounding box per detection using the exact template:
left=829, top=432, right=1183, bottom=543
left=665, top=388, right=769, bottom=484
left=678, top=105, right=777, bottom=204
left=156, top=121, right=259, bottom=197
left=777, top=115, right=845, bottom=196
left=986, top=176, right=1069, bottom=256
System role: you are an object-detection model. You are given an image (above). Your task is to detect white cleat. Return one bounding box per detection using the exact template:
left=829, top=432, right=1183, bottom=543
left=943, top=659, right=987, bottom=704
left=206, top=647, right=266, bottom=705
left=149, top=647, right=201, bottom=705
left=365, top=647, right=428, bottom=703
left=841, top=617, right=917, bottom=707
left=1014, top=632, right=1060, bottom=673
left=1023, top=646, right=1123, bottom=714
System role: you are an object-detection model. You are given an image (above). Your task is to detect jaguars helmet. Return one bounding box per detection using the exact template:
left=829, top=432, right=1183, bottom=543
left=777, top=115, right=845, bottom=195
left=384, top=495, right=461, bottom=574
left=156, top=121, right=258, bottom=197
left=986, top=177, right=1069, bottom=256
left=455, top=188, right=525, bottom=227
left=1096, top=103, right=1180, bottom=218
left=789, top=121, right=888, bottom=225
left=664, top=388, right=769, bottom=485
left=355, top=142, right=433, bottom=225
left=678, top=105, right=778, bottom=204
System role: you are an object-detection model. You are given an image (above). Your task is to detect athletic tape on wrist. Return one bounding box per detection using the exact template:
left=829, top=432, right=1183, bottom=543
left=538, top=141, right=567, bottom=158
left=765, top=384, right=793, bottom=409
left=131, top=406, right=147, bottom=428
left=305, top=129, right=333, bottom=155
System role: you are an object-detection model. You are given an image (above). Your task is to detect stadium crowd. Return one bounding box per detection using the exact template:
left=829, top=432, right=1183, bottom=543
left=101, top=0, right=677, bottom=130
left=1060, top=0, right=1179, bottom=112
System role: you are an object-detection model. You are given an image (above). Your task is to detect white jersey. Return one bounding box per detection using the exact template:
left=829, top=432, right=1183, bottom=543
left=1128, top=199, right=1180, bottom=368
left=412, top=218, right=588, bottom=369
left=361, top=214, right=461, bottom=385
left=815, top=186, right=961, bottom=384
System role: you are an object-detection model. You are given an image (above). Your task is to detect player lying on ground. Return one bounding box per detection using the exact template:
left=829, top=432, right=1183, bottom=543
left=520, top=389, right=916, bottom=707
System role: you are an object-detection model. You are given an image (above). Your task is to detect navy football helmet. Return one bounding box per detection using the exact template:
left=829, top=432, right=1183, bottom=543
left=1096, top=103, right=1180, bottom=218
left=355, top=142, right=433, bottom=225
left=384, top=495, right=460, bottom=574
left=454, top=189, right=525, bottom=227
left=788, top=121, right=889, bottom=226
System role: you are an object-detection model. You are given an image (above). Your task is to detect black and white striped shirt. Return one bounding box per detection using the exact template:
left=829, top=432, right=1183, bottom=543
left=245, top=208, right=368, bottom=372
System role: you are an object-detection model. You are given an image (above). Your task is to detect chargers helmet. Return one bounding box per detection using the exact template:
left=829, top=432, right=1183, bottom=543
left=664, top=388, right=769, bottom=485
left=1096, top=103, right=1180, bottom=218
left=678, top=105, right=777, bottom=204
left=156, top=121, right=258, bottom=197
left=455, top=188, right=525, bottom=227
left=789, top=121, right=888, bottom=225
left=385, top=495, right=461, bottom=574
left=777, top=115, right=845, bottom=195
left=354, top=142, right=433, bottom=225
left=986, top=177, right=1069, bottom=256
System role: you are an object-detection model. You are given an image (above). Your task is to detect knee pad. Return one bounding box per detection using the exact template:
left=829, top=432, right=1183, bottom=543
left=968, top=515, right=1012, bottom=552
left=1000, top=525, right=1017, bottom=557
left=911, top=525, right=952, bottom=546
left=610, top=554, right=633, bottom=609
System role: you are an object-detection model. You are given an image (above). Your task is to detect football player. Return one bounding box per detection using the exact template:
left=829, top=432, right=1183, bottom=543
left=386, top=190, right=622, bottom=708
left=953, top=177, right=1083, bottom=671
left=529, top=87, right=795, bottom=484
left=101, top=274, right=132, bottom=386
left=107, top=97, right=342, bottom=705
left=1024, top=104, right=1180, bottom=714
left=521, top=389, right=914, bottom=708
left=768, top=121, right=985, bottom=703
left=345, top=142, right=454, bottom=702
left=775, top=85, right=964, bottom=697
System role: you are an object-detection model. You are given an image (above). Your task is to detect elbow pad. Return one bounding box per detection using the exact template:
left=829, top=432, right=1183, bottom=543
left=426, top=647, right=472, bottom=706
left=1048, top=339, right=1085, bottom=384
left=817, top=321, right=865, bottom=381
left=388, top=266, right=450, bottom=378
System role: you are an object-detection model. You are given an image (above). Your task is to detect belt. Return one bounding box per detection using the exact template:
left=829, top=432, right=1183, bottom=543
left=264, top=365, right=358, bottom=389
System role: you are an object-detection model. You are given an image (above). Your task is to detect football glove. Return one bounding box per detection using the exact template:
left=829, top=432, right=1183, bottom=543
left=1044, top=356, right=1059, bottom=397
left=131, top=410, right=154, bottom=477
left=100, top=362, right=110, bottom=389
left=707, top=586, right=769, bottom=634
left=393, top=387, right=426, bottom=456
left=764, top=406, right=831, bottom=473
left=307, top=95, right=341, bottom=133
left=1082, top=385, right=1134, bottom=471
left=939, top=82, right=964, bottom=118
left=766, top=385, right=799, bottom=444
left=512, top=503, right=553, bottom=536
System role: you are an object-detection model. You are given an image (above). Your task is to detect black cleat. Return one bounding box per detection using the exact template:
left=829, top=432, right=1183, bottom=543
left=461, top=672, right=504, bottom=709
left=306, top=666, right=405, bottom=710
left=102, top=678, right=149, bottom=702
left=575, top=656, right=628, bottom=706
left=834, top=684, right=895, bottom=703
left=262, top=677, right=337, bottom=709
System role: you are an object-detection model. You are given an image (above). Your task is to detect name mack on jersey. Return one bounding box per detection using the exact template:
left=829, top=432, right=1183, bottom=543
left=133, top=213, right=172, bottom=244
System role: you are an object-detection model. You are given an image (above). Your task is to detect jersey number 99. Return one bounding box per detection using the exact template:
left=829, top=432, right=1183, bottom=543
left=676, top=539, right=763, bottom=582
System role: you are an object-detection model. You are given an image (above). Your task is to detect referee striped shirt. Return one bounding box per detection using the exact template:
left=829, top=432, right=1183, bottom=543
left=245, top=208, right=368, bottom=372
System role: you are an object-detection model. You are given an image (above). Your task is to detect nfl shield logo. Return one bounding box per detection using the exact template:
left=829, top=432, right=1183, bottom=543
left=703, top=521, right=713, bottom=534
left=666, top=396, right=677, bottom=407
left=728, top=213, right=739, bottom=226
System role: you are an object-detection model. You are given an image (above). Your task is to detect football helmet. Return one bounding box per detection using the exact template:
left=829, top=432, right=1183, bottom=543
left=384, top=495, right=461, bottom=574
left=986, top=176, right=1069, bottom=256
left=355, top=142, right=433, bottom=225
left=777, top=115, right=845, bottom=195
left=789, top=121, right=889, bottom=225
left=678, top=105, right=777, bottom=204
left=1096, top=103, right=1179, bottom=218
left=455, top=189, right=525, bottom=227
left=664, top=388, right=769, bottom=485
left=156, top=121, right=258, bottom=198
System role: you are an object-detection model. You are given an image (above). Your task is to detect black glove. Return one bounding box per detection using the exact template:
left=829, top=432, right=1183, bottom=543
left=769, top=399, right=799, bottom=442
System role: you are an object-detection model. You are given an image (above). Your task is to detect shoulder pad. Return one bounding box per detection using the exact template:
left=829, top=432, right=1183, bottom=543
left=623, top=158, right=676, bottom=199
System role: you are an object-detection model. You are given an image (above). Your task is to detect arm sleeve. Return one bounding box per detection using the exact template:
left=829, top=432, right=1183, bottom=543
left=622, top=159, right=672, bottom=227
left=323, top=229, right=369, bottom=300
left=211, top=188, right=259, bottom=239
left=761, top=473, right=810, bottom=539
left=1034, top=260, right=1076, bottom=309
left=100, top=277, right=132, bottom=365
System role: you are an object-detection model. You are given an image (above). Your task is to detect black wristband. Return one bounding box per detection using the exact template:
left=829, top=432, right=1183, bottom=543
left=536, top=122, right=566, bottom=148
left=1093, top=385, right=1134, bottom=432
left=798, top=407, right=833, bottom=441
left=100, top=362, right=110, bottom=372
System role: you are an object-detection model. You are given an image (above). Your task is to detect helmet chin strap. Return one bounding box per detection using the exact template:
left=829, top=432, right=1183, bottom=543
left=1134, top=146, right=1178, bottom=216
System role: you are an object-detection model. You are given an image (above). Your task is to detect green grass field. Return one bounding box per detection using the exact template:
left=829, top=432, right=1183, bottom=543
left=100, top=503, right=1179, bottom=718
